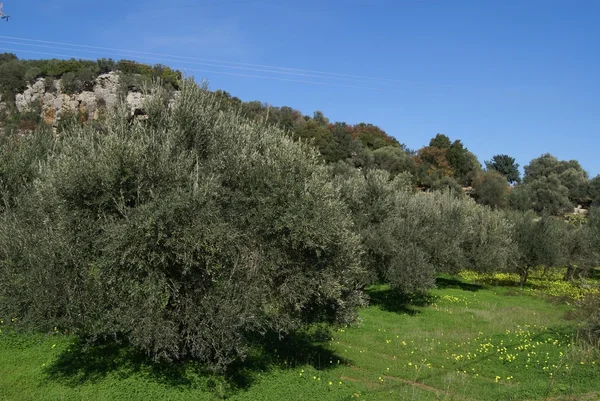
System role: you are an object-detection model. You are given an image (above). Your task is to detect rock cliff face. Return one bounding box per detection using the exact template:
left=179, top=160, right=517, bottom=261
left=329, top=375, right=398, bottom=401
left=8, top=72, right=148, bottom=128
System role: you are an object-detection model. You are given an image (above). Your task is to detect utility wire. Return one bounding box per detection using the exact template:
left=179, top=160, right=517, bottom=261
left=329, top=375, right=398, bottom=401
left=0, top=47, right=394, bottom=92
left=0, top=35, right=451, bottom=89
left=0, top=39, right=402, bottom=86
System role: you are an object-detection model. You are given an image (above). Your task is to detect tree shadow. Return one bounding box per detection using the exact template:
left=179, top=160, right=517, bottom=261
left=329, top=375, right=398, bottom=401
left=227, top=327, right=347, bottom=389
left=44, top=336, right=195, bottom=388
left=366, top=286, right=436, bottom=315
left=44, top=328, right=346, bottom=397
left=435, top=276, right=484, bottom=292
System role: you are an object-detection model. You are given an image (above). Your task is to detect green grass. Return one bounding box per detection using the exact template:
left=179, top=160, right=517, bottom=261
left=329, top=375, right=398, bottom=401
left=1, top=276, right=599, bottom=401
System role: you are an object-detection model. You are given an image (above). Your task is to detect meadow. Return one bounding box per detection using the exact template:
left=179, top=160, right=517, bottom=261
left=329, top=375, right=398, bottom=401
left=1, top=271, right=599, bottom=401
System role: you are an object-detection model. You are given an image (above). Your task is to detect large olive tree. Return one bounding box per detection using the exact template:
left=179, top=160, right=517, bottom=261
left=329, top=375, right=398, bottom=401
left=0, top=80, right=365, bottom=371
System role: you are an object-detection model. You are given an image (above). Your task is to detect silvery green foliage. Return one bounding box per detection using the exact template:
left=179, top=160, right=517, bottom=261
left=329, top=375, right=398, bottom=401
left=0, top=79, right=365, bottom=371
left=337, top=170, right=514, bottom=293
left=505, top=211, right=565, bottom=283
left=461, top=203, right=515, bottom=273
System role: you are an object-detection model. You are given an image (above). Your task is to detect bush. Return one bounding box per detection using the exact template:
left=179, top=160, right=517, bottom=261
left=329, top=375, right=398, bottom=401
left=60, top=67, right=98, bottom=94
left=372, top=146, right=415, bottom=177
left=0, top=80, right=365, bottom=371
left=117, top=72, right=152, bottom=96
left=0, top=59, right=27, bottom=100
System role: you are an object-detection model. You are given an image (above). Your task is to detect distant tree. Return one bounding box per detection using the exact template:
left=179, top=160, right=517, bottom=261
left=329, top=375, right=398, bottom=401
left=293, top=119, right=335, bottom=162
left=508, top=184, right=534, bottom=212
left=446, top=140, right=481, bottom=185
left=0, top=59, right=27, bottom=98
left=313, top=110, right=329, bottom=125
left=590, top=175, right=600, bottom=206
left=326, top=123, right=355, bottom=161
left=472, top=170, right=509, bottom=209
left=429, top=133, right=451, bottom=149
left=351, top=123, right=402, bottom=151
left=524, top=153, right=589, bottom=203
left=97, top=58, right=116, bottom=74
left=559, top=168, right=590, bottom=205
left=372, top=146, right=415, bottom=177
left=485, top=154, right=521, bottom=184
left=429, top=176, right=463, bottom=196
left=526, top=175, right=572, bottom=215
left=414, top=146, right=453, bottom=178
left=0, top=52, right=18, bottom=65
left=419, top=135, right=480, bottom=186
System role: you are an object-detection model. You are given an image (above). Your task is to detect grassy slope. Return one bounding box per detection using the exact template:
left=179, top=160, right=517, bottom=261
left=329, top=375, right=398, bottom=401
left=1, top=277, right=599, bottom=401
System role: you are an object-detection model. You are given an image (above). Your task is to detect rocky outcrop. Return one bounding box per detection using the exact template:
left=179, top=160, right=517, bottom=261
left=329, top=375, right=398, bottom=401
left=10, top=72, right=149, bottom=128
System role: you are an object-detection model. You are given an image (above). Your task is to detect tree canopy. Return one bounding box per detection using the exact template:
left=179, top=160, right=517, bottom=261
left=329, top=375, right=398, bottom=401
left=485, top=154, right=521, bottom=184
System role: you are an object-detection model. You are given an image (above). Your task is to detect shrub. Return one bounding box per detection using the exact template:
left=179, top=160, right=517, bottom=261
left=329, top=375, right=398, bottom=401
left=118, top=72, right=152, bottom=97
left=0, top=59, right=27, bottom=99
left=60, top=67, right=98, bottom=94
left=0, top=80, right=365, bottom=371
left=43, top=76, right=57, bottom=94
left=60, top=72, right=80, bottom=94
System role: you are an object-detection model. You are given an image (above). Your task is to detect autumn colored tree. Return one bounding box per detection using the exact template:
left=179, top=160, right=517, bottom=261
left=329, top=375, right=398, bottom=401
left=351, top=123, right=403, bottom=151
left=414, top=146, right=453, bottom=179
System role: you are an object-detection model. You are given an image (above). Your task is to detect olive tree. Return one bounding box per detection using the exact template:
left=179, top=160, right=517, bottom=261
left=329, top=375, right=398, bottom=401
left=472, top=170, right=509, bottom=209
left=561, top=220, right=595, bottom=281
left=0, top=80, right=365, bottom=371
left=506, top=211, right=565, bottom=285
left=337, top=169, right=513, bottom=294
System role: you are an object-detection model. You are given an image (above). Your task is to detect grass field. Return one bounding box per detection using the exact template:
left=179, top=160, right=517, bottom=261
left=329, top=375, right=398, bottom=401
left=1, top=274, right=599, bottom=401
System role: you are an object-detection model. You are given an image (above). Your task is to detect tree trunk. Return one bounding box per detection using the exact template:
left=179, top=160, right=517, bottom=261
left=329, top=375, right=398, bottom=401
left=564, top=264, right=575, bottom=281
left=520, top=267, right=530, bottom=286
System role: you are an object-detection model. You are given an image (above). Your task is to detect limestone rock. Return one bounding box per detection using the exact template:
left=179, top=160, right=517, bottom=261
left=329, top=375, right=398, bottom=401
left=8, top=71, right=168, bottom=128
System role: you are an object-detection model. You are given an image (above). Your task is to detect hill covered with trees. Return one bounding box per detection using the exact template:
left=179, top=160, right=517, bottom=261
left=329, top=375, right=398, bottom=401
left=1, top=54, right=599, bottom=214
left=1, top=56, right=599, bottom=375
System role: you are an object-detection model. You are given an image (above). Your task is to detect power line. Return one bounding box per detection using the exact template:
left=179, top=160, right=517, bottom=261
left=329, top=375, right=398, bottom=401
left=0, top=35, right=451, bottom=89
left=0, top=39, right=403, bottom=86
left=0, top=47, right=393, bottom=92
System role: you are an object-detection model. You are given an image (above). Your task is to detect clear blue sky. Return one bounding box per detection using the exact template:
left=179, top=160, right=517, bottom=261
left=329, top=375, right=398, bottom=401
left=1, top=0, right=599, bottom=176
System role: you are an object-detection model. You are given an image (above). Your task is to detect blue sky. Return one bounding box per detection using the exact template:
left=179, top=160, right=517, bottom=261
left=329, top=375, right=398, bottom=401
left=1, top=0, right=599, bottom=176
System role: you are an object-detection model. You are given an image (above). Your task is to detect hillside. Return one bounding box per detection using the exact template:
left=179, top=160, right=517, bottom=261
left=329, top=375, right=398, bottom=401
left=1, top=54, right=599, bottom=213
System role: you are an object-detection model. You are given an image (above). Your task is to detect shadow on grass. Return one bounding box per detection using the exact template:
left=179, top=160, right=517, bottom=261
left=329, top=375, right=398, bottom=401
left=366, top=285, right=436, bottom=315
left=44, top=336, right=194, bottom=388
left=435, top=276, right=484, bottom=292
left=44, top=328, right=346, bottom=397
